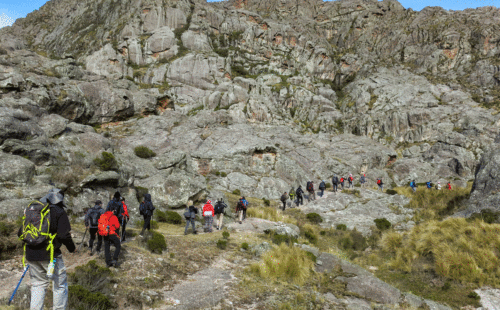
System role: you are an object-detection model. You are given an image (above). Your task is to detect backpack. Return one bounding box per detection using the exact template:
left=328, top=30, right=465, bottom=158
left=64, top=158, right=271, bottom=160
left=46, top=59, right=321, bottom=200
left=139, top=202, right=145, bottom=215
left=184, top=207, right=192, bottom=219
left=340, top=178, right=344, bottom=183
left=88, top=208, right=101, bottom=227
left=98, top=212, right=113, bottom=236
left=349, top=177, right=353, bottom=182
left=280, top=194, right=287, bottom=202
left=214, top=202, right=224, bottom=215
left=377, top=179, right=381, bottom=185
left=19, top=201, right=55, bottom=267
left=237, top=200, right=245, bottom=211
left=307, top=182, right=313, bottom=192
left=333, top=177, right=339, bottom=184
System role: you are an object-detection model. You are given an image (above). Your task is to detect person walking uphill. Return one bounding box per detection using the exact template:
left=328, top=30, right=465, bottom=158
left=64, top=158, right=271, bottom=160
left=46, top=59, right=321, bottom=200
left=120, top=197, right=130, bottom=242
left=184, top=200, right=198, bottom=235
left=85, top=200, right=104, bottom=256
left=18, top=188, right=76, bottom=310
left=289, top=188, right=296, bottom=206
left=106, top=192, right=124, bottom=225
left=280, top=192, right=288, bottom=211
left=236, top=198, right=246, bottom=224
left=332, top=175, right=339, bottom=193
left=139, top=194, right=155, bottom=236
left=319, top=180, right=326, bottom=197
left=307, top=181, right=316, bottom=201
left=203, top=200, right=215, bottom=232
left=98, top=209, right=121, bottom=268
left=214, top=198, right=227, bottom=230
left=296, top=186, right=304, bottom=206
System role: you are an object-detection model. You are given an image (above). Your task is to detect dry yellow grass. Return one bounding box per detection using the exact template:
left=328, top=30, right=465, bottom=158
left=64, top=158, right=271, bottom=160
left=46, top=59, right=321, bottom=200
left=246, top=207, right=297, bottom=225
left=248, top=243, right=314, bottom=285
left=381, top=218, right=500, bottom=286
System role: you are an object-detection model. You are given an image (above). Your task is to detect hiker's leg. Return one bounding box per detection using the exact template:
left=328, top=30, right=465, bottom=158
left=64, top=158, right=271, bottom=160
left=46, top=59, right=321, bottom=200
left=219, top=213, right=224, bottom=229
left=104, top=236, right=112, bottom=266
left=52, top=255, right=68, bottom=310
left=185, top=219, right=191, bottom=234
left=121, top=221, right=127, bottom=241
left=238, top=210, right=243, bottom=222
left=111, top=235, right=121, bottom=262
left=190, top=218, right=196, bottom=232
left=96, top=233, right=103, bottom=252
left=144, top=216, right=151, bottom=231
left=88, top=228, right=96, bottom=251
left=29, top=260, right=49, bottom=310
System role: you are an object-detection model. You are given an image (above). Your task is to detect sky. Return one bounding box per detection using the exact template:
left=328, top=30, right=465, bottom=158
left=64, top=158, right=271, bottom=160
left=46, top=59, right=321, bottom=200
left=1, top=0, right=499, bottom=28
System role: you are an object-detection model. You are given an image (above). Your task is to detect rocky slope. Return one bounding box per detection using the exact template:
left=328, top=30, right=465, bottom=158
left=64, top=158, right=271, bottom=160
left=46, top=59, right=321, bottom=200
left=1, top=0, right=499, bottom=222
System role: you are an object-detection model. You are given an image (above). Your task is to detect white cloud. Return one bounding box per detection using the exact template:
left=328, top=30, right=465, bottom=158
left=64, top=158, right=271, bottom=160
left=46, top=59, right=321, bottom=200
left=0, top=12, right=15, bottom=28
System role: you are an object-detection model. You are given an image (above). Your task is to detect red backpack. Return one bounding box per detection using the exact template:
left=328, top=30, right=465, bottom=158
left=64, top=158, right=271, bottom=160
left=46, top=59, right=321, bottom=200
left=377, top=179, right=381, bottom=185
left=98, top=212, right=115, bottom=236
left=340, top=178, right=344, bottom=183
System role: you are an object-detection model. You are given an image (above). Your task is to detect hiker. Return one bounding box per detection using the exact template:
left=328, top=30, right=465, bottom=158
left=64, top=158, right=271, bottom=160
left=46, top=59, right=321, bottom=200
left=18, top=188, right=76, bottom=310
left=99, top=208, right=121, bottom=267
left=214, top=198, right=227, bottom=230
left=340, top=177, right=345, bottom=190
left=280, top=192, right=288, bottom=211
left=203, top=200, right=215, bottom=232
left=184, top=200, right=198, bottom=235
left=296, top=186, right=304, bottom=205
left=426, top=181, right=432, bottom=189
left=348, top=174, right=353, bottom=188
left=306, top=181, right=316, bottom=201
left=332, top=175, right=339, bottom=192
left=139, top=194, right=155, bottom=236
left=410, top=180, right=417, bottom=192
left=377, top=178, right=384, bottom=191
left=436, top=182, right=442, bottom=190
left=319, top=180, right=326, bottom=197
left=106, top=192, right=124, bottom=225
left=241, top=196, right=249, bottom=220
left=85, top=200, right=104, bottom=256
left=289, top=188, right=296, bottom=206
left=236, top=198, right=246, bottom=224
left=447, top=182, right=452, bottom=190
left=360, top=174, right=366, bottom=188
left=120, top=197, right=130, bottom=242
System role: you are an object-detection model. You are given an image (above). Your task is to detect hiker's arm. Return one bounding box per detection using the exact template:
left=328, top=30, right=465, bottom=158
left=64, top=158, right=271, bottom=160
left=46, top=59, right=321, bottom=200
left=57, top=212, right=76, bottom=253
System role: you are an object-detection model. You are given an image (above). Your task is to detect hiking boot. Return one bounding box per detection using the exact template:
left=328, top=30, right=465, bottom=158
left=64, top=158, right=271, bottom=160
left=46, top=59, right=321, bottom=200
left=89, top=250, right=94, bottom=256
left=111, top=260, right=119, bottom=268
left=193, top=230, right=198, bottom=234
left=239, top=221, right=242, bottom=224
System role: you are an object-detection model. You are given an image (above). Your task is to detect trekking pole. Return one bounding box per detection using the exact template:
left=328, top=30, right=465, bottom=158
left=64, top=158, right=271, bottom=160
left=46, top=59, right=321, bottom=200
left=121, top=218, right=126, bottom=242
left=77, top=227, right=88, bottom=252
left=8, top=265, right=29, bottom=305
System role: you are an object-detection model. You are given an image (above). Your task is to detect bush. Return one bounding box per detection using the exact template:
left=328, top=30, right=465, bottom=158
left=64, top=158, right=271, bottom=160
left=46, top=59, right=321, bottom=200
left=374, top=218, right=391, bottom=231
left=68, top=285, right=112, bottom=310
left=320, top=230, right=326, bottom=236
left=386, top=189, right=398, bottom=195
left=135, top=186, right=149, bottom=202
left=247, top=207, right=297, bottom=225
left=156, top=210, right=183, bottom=225
left=222, top=231, right=230, bottom=239
left=468, top=291, right=480, bottom=300
left=468, top=209, right=500, bottom=224
left=306, top=213, right=323, bottom=224
left=0, top=221, right=14, bottom=236
left=93, top=152, right=118, bottom=171
left=325, top=183, right=332, bottom=188
left=69, top=260, right=112, bottom=292
left=134, top=146, right=156, bottom=159
left=220, top=172, right=227, bottom=177
left=304, top=230, right=318, bottom=244
left=339, top=236, right=353, bottom=250
left=241, top=242, right=249, bottom=250
left=217, top=239, right=227, bottom=250
left=272, top=233, right=297, bottom=245
left=248, top=243, right=314, bottom=285
left=147, top=231, right=167, bottom=254
left=336, top=224, right=347, bottom=231
left=262, top=198, right=271, bottom=206
left=349, top=229, right=367, bottom=251
left=354, top=183, right=361, bottom=188
left=232, top=189, right=241, bottom=195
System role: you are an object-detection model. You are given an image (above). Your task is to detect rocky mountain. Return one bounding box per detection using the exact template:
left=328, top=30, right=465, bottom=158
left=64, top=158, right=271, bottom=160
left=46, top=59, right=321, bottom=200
left=1, top=0, right=500, bottom=219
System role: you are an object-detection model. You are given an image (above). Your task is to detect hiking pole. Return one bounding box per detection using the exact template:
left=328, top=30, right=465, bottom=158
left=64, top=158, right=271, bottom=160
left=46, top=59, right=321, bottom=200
left=8, top=265, right=29, bottom=306
left=77, top=227, right=88, bottom=252
left=121, top=218, right=126, bottom=242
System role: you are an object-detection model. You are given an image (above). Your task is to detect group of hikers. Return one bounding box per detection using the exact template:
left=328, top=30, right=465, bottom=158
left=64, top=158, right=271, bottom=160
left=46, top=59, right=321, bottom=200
left=183, top=196, right=249, bottom=235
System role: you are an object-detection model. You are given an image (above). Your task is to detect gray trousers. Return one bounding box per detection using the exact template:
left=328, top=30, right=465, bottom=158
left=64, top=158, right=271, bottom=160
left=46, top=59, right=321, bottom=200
left=185, top=218, right=195, bottom=234
left=28, top=255, right=68, bottom=310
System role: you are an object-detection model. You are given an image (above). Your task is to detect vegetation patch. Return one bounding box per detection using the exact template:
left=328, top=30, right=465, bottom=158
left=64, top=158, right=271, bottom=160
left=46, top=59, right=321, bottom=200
left=306, top=213, right=323, bottom=224
left=248, top=244, right=314, bottom=285
left=336, top=224, right=347, bottom=231
left=216, top=239, right=228, bottom=249
left=134, top=146, right=156, bottom=159
left=135, top=186, right=149, bottom=202
left=247, top=207, right=297, bottom=225
left=68, top=285, right=112, bottom=310
left=156, top=210, right=183, bottom=225
left=232, top=189, right=241, bottom=195
left=374, top=218, right=391, bottom=231
left=241, top=242, right=249, bottom=250
left=93, top=152, right=119, bottom=171
left=147, top=231, right=167, bottom=254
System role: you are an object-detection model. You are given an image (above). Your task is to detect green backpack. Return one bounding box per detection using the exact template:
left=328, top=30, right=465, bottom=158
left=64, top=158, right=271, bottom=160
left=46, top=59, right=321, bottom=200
left=19, top=201, right=56, bottom=267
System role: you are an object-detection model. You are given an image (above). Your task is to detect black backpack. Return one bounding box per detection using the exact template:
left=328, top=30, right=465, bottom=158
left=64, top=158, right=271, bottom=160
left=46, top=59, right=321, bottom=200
left=88, top=208, right=101, bottom=227
left=237, top=200, right=245, bottom=211
left=333, top=176, right=339, bottom=184
left=214, top=202, right=224, bottom=215
left=184, top=207, right=192, bottom=219
left=307, top=182, right=313, bottom=192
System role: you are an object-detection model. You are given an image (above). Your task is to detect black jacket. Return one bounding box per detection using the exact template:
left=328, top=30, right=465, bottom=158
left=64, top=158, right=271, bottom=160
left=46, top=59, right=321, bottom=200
left=84, top=205, right=104, bottom=228
left=296, top=187, right=304, bottom=197
left=106, top=198, right=124, bottom=221
left=18, top=203, right=75, bottom=261
left=140, top=194, right=155, bottom=217
left=319, top=182, right=326, bottom=190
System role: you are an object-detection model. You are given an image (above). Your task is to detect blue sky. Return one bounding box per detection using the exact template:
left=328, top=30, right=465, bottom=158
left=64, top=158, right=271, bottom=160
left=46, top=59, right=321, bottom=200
left=1, top=0, right=499, bottom=28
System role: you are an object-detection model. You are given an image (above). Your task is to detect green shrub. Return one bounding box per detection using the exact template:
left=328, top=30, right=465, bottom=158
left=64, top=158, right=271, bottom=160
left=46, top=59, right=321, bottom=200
left=442, top=281, right=451, bottom=291
left=304, top=231, right=318, bottom=244
left=69, top=260, right=112, bottom=291
left=468, top=209, right=500, bottom=224
left=354, top=183, right=361, bottom=188
left=0, top=221, right=14, bottom=236
left=339, top=236, right=353, bottom=250
left=468, top=291, right=480, bottom=300
left=272, top=234, right=297, bottom=245
left=349, top=229, right=367, bottom=251
left=215, top=171, right=221, bottom=176
left=336, top=224, right=347, bottom=231
left=241, top=242, right=249, bottom=250
left=220, top=172, right=227, bottom=177
left=306, top=213, right=323, bottom=224
left=222, top=231, right=230, bottom=239
left=134, top=146, right=156, bottom=159
left=93, top=152, right=118, bottom=171
left=147, top=231, right=167, bottom=254
left=305, top=251, right=317, bottom=262
left=325, top=183, right=332, bottom=188
left=68, top=285, right=111, bottom=310
left=263, top=198, right=271, bottom=206
left=374, top=218, right=391, bottom=231
left=217, top=239, right=227, bottom=250
left=156, top=210, right=183, bottom=225
left=320, top=230, right=326, bottom=236
left=386, top=189, right=398, bottom=195
left=135, top=186, right=149, bottom=202
left=232, top=189, right=241, bottom=195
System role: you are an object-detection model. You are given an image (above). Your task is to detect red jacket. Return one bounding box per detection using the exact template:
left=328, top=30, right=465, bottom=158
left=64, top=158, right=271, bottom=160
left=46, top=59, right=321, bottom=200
left=122, top=202, right=129, bottom=219
left=203, top=203, right=214, bottom=217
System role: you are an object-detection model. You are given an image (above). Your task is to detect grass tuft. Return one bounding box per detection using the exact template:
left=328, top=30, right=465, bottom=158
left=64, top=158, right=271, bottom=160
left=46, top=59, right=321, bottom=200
left=134, top=146, right=156, bottom=159
left=247, top=207, right=297, bottom=225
